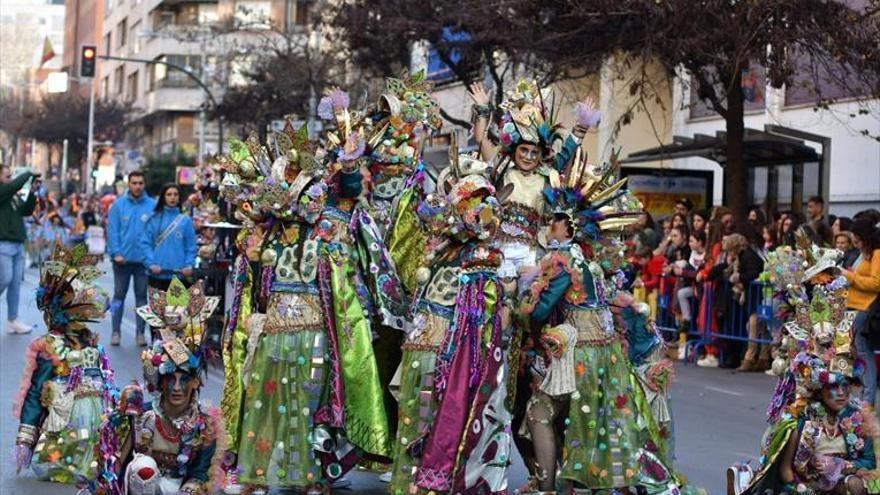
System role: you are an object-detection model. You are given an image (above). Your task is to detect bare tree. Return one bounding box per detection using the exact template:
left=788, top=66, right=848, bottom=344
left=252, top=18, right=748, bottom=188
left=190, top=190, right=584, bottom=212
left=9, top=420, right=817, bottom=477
left=502, top=0, right=880, bottom=217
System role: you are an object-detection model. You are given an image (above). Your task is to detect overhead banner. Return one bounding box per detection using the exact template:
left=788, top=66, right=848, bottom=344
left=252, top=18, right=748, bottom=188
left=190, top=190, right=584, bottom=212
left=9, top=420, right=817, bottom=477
left=621, top=167, right=714, bottom=218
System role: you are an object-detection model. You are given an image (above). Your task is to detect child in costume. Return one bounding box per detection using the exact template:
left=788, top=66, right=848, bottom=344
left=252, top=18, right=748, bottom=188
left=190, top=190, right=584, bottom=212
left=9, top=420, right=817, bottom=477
left=388, top=152, right=513, bottom=495
left=12, top=243, right=115, bottom=485
left=93, top=277, right=223, bottom=495
left=739, top=235, right=878, bottom=495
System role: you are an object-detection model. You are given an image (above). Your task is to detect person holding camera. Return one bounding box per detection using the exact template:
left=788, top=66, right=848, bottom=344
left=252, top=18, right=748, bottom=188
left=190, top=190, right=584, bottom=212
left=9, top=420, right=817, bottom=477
left=0, top=165, right=39, bottom=334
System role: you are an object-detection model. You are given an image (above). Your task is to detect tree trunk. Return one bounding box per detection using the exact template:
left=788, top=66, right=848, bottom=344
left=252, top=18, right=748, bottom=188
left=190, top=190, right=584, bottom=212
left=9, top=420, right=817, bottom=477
left=724, top=68, right=749, bottom=221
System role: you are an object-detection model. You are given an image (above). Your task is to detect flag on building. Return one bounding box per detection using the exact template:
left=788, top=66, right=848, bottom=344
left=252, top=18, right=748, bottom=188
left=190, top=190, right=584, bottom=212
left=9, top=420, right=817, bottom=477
left=40, top=37, right=56, bottom=66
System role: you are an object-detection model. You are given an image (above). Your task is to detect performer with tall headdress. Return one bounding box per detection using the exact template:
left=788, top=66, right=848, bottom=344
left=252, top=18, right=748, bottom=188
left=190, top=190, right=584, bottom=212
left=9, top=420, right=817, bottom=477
left=518, top=153, right=695, bottom=494
left=92, top=277, right=223, bottom=495
left=388, top=147, right=513, bottom=494
left=468, top=78, right=596, bottom=279
left=219, top=111, right=397, bottom=494
left=737, top=233, right=878, bottom=495
left=12, top=243, right=115, bottom=485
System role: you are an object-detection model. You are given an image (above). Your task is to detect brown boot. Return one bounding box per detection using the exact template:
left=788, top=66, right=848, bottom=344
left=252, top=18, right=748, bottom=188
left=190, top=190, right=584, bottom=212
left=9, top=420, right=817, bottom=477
left=737, top=358, right=757, bottom=372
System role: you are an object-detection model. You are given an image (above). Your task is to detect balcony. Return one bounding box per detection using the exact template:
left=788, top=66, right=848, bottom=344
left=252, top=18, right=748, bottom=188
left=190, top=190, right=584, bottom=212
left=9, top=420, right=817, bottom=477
left=143, top=85, right=206, bottom=114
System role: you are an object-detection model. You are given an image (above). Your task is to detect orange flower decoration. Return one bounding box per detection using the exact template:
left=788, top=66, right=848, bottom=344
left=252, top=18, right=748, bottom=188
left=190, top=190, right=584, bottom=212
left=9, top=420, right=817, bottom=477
left=48, top=450, right=62, bottom=463
left=575, top=362, right=586, bottom=376
left=255, top=437, right=270, bottom=453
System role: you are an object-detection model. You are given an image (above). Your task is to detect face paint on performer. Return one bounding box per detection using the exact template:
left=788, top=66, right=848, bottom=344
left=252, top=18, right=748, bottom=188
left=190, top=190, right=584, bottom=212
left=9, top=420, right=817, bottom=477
left=160, top=371, right=200, bottom=414
left=821, top=381, right=851, bottom=412
left=514, top=143, right=542, bottom=172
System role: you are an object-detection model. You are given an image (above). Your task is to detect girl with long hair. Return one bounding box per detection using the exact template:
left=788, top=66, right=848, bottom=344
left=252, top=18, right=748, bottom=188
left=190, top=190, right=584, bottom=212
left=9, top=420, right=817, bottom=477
left=140, top=183, right=196, bottom=291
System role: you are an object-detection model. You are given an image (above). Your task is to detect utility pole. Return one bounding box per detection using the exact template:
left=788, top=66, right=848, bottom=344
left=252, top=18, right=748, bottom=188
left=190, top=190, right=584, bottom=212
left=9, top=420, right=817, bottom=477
left=61, top=138, right=68, bottom=194
left=86, top=78, right=96, bottom=194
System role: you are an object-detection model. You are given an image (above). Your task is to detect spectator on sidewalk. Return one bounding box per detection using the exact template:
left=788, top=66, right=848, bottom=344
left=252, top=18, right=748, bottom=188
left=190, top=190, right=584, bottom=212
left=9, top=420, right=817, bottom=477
left=107, top=171, right=155, bottom=347
left=845, top=218, right=880, bottom=406
left=836, top=232, right=861, bottom=269
left=674, top=197, right=693, bottom=217
left=141, top=183, right=197, bottom=292
left=0, top=165, right=38, bottom=334
left=691, top=209, right=709, bottom=234
left=806, top=195, right=827, bottom=226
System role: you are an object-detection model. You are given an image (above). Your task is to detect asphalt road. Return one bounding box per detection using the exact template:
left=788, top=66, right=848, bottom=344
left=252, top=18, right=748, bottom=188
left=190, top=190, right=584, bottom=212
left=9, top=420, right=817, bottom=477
left=0, top=262, right=777, bottom=494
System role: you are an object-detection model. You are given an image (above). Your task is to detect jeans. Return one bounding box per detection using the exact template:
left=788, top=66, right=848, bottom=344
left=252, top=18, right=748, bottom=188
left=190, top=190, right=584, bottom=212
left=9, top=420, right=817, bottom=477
left=677, top=286, right=695, bottom=321
left=112, top=262, right=147, bottom=336
left=0, top=241, right=25, bottom=321
left=854, top=311, right=876, bottom=407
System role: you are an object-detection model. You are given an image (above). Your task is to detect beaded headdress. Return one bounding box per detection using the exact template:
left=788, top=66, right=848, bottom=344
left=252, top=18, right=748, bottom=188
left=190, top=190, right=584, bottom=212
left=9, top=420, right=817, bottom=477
left=498, top=79, right=562, bottom=153
left=137, top=277, right=220, bottom=388
left=219, top=119, right=326, bottom=224
left=763, top=234, right=861, bottom=421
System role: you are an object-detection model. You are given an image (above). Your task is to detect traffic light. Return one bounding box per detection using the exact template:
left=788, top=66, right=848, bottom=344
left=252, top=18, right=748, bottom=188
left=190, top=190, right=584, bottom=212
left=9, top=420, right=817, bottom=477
left=80, top=45, right=96, bottom=78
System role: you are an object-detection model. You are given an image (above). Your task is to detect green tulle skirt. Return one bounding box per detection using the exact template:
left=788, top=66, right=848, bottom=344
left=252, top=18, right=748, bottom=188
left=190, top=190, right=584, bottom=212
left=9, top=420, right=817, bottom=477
left=389, top=347, right=438, bottom=495
left=31, top=395, right=103, bottom=484
left=559, top=340, right=645, bottom=489
left=235, top=329, right=327, bottom=488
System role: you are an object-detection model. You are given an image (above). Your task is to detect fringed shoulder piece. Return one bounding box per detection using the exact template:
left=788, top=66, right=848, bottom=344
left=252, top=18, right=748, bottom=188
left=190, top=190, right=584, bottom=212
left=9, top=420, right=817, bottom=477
left=12, top=337, right=63, bottom=419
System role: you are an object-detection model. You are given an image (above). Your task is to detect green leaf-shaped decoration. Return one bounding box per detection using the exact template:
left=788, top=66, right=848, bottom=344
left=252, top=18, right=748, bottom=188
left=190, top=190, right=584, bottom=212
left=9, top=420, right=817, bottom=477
left=165, top=277, right=189, bottom=308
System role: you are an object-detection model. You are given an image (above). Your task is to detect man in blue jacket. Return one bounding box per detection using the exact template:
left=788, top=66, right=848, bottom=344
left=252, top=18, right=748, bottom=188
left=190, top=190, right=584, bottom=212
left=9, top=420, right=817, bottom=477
left=106, top=171, right=156, bottom=346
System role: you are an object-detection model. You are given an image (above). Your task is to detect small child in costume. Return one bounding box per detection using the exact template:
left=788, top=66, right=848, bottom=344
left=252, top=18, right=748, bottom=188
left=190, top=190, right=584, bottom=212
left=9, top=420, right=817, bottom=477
left=12, top=244, right=115, bottom=485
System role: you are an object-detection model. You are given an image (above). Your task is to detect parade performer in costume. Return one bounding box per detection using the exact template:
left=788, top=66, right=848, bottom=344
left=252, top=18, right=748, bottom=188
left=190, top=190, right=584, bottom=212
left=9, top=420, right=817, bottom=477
left=93, top=277, right=223, bottom=495
left=219, top=115, right=394, bottom=494
left=388, top=150, right=513, bottom=495
left=468, top=79, right=595, bottom=278
left=739, top=234, right=878, bottom=495
left=12, top=243, right=115, bottom=485
left=518, top=156, right=689, bottom=493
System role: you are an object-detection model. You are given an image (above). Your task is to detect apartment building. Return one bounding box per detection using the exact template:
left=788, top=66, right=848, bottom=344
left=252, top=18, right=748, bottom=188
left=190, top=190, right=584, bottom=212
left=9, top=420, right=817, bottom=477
left=97, top=0, right=315, bottom=162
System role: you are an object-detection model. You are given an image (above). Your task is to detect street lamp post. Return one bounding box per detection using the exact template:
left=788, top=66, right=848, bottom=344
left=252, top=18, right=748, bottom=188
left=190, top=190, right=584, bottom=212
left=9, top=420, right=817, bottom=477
left=85, top=79, right=96, bottom=194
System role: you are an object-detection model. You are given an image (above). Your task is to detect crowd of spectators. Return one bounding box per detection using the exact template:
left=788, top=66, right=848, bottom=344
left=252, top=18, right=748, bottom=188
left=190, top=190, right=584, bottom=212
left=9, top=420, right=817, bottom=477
left=626, top=196, right=880, bottom=380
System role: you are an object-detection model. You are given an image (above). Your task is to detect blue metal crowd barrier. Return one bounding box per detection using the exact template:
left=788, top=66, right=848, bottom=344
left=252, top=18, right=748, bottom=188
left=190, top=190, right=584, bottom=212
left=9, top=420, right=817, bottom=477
left=653, top=278, right=778, bottom=365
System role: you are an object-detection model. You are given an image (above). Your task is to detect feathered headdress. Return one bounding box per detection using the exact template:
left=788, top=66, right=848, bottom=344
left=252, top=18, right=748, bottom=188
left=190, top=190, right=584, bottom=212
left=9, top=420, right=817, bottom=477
left=137, top=277, right=220, bottom=389
left=36, top=243, right=108, bottom=338
left=542, top=148, right=643, bottom=242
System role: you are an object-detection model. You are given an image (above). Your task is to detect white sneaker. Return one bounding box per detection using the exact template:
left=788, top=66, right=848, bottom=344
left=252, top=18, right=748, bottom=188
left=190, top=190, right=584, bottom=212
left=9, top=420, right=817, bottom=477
left=379, top=471, right=392, bottom=483
left=765, top=368, right=777, bottom=377
left=677, top=344, right=687, bottom=361
left=6, top=319, right=33, bottom=334
left=697, top=354, right=719, bottom=368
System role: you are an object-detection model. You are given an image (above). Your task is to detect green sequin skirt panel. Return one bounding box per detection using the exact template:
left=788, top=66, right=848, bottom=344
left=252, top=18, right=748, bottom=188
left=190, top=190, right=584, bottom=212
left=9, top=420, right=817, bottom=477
left=558, top=340, right=644, bottom=489
left=31, top=395, right=103, bottom=483
left=389, top=347, right=438, bottom=495
left=235, top=329, right=327, bottom=488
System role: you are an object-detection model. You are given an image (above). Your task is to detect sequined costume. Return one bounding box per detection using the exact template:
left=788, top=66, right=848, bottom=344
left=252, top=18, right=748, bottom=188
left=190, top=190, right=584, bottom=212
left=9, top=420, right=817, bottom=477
left=389, top=157, right=513, bottom=494
left=740, top=237, right=877, bottom=495
left=12, top=244, right=115, bottom=485
left=219, top=115, right=396, bottom=492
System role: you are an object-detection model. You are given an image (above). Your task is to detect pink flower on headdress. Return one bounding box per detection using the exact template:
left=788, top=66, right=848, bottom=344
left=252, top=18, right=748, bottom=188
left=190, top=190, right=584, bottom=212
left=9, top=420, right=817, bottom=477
left=338, top=133, right=365, bottom=162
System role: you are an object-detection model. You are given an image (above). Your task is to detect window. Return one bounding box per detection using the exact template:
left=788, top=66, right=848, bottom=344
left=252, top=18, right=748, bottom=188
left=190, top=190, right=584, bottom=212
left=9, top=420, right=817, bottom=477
left=149, top=55, right=201, bottom=90
left=115, top=66, right=124, bottom=94
left=235, top=0, right=271, bottom=28
left=286, top=0, right=310, bottom=29
left=117, top=18, right=127, bottom=47
left=101, top=76, right=109, bottom=100
left=127, top=70, right=138, bottom=101
left=103, top=33, right=111, bottom=56
left=130, top=20, right=141, bottom=54
left=688, top=64, right=766, bottom=120
left=153, top=9, right=175, bottom=30
left=427, top=28, right=470, bottom=83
